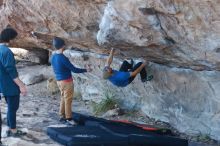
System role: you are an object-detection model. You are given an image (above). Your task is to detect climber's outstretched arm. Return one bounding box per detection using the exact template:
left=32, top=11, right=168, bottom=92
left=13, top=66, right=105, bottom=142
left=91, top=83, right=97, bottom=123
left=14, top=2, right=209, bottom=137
left=106, top=48, right=115, bottom=67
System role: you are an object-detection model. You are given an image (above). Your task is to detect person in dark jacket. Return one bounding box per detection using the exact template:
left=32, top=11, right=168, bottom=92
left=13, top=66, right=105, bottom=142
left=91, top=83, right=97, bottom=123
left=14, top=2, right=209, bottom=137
left=51, top=37, right=92, bottom=125
left=103, top=48, right=153, bottom=87
left=0, top=27, right=27, bottom=137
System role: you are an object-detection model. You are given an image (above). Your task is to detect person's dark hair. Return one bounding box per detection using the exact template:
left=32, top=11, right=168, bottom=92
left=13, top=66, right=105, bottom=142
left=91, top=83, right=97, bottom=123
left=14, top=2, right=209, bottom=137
left=0, top=27, right=18, bottom=42
left=52, top=37, right=65, bottom=49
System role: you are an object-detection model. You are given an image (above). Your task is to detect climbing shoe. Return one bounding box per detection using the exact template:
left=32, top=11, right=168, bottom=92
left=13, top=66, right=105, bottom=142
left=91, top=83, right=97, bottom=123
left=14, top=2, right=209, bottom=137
left=6, top=129, right=27, bottom=137
left=66, top=118, right=77, bottom=126
left=147, top=75, right=153, bottom=81
left=141, top=75, right=153, bottom=82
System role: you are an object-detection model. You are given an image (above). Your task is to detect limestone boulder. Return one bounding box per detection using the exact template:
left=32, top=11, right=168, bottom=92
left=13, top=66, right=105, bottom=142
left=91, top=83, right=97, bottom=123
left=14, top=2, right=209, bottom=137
left=20, top=74, right=44, bottom=85
left=0, top=0, right=220, bottom=70
left=65, top=50, right=220, bottom=140
left=11, top=47, right=49, bottom=64
left=1, top=0, right=220, bottom=141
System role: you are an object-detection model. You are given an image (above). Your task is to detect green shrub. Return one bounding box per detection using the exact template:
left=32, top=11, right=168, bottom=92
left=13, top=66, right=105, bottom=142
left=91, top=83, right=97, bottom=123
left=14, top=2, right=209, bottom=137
left=196, top=133, right=212, bottom=142
left=93, top=92, right=118, bottom=115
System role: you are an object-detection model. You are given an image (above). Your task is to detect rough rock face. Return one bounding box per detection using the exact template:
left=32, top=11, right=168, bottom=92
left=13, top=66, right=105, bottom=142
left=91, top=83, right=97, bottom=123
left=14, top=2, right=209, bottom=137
left=11, top=48, right=49, bottom=64
left=97, top=0, right=220, bottom=71
left=0, top=0, right=106, bottom=51
left=65, top=50, right=220, bottom=141
left=1, top=0, right=220, bottom=141
left=0, top=0, right=220, bottom=70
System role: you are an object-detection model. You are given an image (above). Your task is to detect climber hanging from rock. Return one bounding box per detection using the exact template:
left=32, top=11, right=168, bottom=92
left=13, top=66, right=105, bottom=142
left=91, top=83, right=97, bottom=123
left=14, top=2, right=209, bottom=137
left=102, top=48, right=153, bottom=87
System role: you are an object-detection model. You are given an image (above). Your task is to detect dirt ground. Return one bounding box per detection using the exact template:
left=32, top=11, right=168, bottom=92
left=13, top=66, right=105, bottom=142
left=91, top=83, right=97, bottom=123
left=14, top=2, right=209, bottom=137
left=0, top=64, right=219, bottom=146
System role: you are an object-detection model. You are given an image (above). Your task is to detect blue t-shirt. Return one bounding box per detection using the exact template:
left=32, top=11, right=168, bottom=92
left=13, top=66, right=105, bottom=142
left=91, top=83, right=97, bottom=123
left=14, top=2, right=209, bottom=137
left=51, top=53, right=87, bottom=81
left=108, top=70, right=130, bottom=87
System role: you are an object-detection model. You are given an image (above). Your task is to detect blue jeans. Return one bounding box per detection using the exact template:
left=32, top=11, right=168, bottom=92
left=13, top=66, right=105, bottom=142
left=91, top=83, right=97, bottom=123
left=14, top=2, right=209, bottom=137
left=5, top=95, right=20, bottom=129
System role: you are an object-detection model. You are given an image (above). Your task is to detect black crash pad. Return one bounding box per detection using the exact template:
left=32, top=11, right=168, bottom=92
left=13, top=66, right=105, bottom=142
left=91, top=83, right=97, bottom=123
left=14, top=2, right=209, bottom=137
left=47, top=125, right=128, bottom=146
left=188, top=142, right=219, bottom=146
left=47, top=124, right=188, bottom=146
left=47, top=113, right=188, bottom=146
left=72, top=112, right=172, bottom=135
